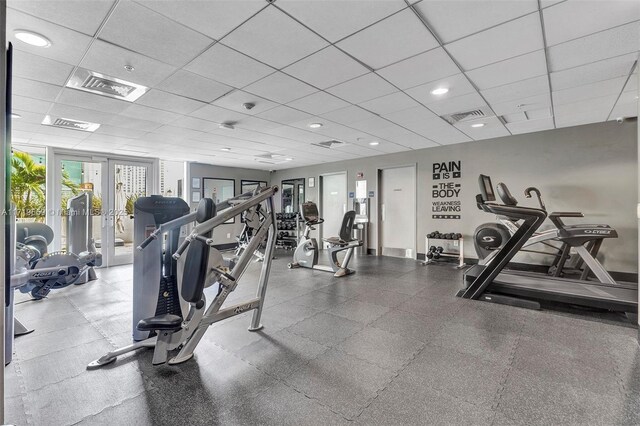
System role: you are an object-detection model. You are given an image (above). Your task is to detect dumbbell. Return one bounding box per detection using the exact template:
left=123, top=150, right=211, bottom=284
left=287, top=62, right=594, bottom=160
left=432, top=251, right=441, bottom=259
left=429, top=245, right=436, bottom=252
left=426, top=251, right=434, bottom=260
left=436, top=246, right=444, bottom=253
left=455, top=233, right=462, bottom=239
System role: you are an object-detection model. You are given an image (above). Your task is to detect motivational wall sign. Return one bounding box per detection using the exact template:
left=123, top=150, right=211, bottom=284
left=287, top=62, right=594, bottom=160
left=432, top=160, right=462, bottom=219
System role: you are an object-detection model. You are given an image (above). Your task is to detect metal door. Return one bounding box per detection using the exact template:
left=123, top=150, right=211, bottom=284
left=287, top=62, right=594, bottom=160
left=379, top=166, right=416, bottom=258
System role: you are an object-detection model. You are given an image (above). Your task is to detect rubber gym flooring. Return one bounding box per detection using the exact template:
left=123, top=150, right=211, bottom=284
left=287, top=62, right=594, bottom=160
left=6, top=251, right=640, bottom=425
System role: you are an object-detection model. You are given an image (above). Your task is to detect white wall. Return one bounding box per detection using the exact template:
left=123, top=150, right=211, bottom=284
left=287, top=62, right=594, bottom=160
left=272, top=121, right=638, bottom=274
left=189, top=163, right=270, bottom=245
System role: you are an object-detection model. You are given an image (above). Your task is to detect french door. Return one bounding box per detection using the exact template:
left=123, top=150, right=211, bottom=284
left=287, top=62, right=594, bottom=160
left=49, top=150, right=155, bottom=267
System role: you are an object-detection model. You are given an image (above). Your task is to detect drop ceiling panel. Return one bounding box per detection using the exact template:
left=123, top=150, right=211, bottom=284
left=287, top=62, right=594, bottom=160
left=481, top=75, right=550, bottom=105
left=554, top=95, right=618, bottom=124
left=445, top=13, right=543, bottom=71
left=455, top=116, right=509, bottom=141
left=467, top=49, right=548, bottom=90
left=184, top=43, right=275, bottom=89
left=384, top=106, right=439, bottom=127
left=157, top=70, right=232, bottom=103
left=8, top=8, right=93, bottom=66
left=264, top=126, right=328, bottom=143
left=283, top=46, right=368, bottom=90
left=276, top=0, right=405, bottom=43
left=405, top=73, right=476, bottom=105
left=550, top=53, right=639, bottom=91
left=490, top=92, right=551, bottom=116
left=98, top=1, right=213, bottom=67
left=94, top=124, right=147, bottom=139
left=415, top=0, right=538, bottom=43
left=417, top=118, right=472, bottom=145
left=326, top=73, right=396, bottom=104
left=57, top=88, right=131, bottom=115
left=286, top=91, right=350, bottom=116
left=336, top=8, right=439, bottom=70
left=320, top=106, right=378, bottom=126
left=244, top=72, right=316, bottom=104
left=170, top=116, right=221, bottom=133
left=50, top=103, right=116, bottom=124
left=13, top=77, right=61, bottom=102
left=136, top=0, right=265, bottom=41
left=80, top=40, right=178, bottom=88
left=212, top=90, right=278, bottom=116
left=190, top=104, right=249, bottom=125
left=376, top=47, right=459, bottom=90
left=553, top=76, right=628, bottom=106
left=12, top=50, right=74, bottom=86
left=10, top=109, right=46, bottom=124
left=257, top=105, right=313, bottom=125
left=8, top=0, right=115, bottom=36
left=426, top=92, right=487, bottom=116
left=106, top=115, right=162, bottom=132
left=236, top=116, right=282, bottom=132
left=221, top=6, right=328, bottom=69
left=506, top=117, right=555, bottom=134
left=137, top=90, right=206, bottom=115
left=624, top=73, right=638, bottom=92
left=610, top=95, right=638, bottom=119
left=119, top=104, right=181, bottom=125
left=548, top=21, right=640, bottom=72
left=359, top=91, right=421, bottom=116
left=543, top=0, right=640, bottom=47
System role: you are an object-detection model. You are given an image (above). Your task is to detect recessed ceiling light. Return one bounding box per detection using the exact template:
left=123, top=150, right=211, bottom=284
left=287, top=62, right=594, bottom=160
left=471, top=123, right=485, bottom=128
left=430, top=87, right=449, bottom=95
left=221, top=147, right=231, bottom=152
left=11, top=113, right=21, bottom=119
left=285, top=157, right=293, bottom=161
left=14, top=30, right=51, bottom=48
left=219, top=123, right=234, bottom=130
left=369, top=141, right=379, bottom=146
left=309, top=123, right=323, bottom=129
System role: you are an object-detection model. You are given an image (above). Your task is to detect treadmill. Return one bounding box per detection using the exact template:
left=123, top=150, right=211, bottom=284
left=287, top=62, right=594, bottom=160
left=459, top=175, right=638, bottom=314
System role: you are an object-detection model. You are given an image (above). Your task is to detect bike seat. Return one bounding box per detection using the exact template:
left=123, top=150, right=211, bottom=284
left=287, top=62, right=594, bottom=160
left=137, top=314, right=183, bottom=331
left=322, top=237, right=352, bottom=246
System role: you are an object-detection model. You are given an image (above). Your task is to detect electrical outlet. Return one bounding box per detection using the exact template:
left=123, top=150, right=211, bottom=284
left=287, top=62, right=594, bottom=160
left=226, top=233, right=231, bottom=239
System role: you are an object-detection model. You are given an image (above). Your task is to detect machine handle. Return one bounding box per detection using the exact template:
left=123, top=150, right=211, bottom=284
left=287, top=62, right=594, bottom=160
left=524, top=187, right=546, bottom=211
left=137, top=234, right=156, bottom=251
left=172, top=238, right=191, bottom=260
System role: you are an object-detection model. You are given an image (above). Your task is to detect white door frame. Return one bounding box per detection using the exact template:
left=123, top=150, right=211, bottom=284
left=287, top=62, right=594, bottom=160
left=318, top=171, right=347, bottom=243
left=377, top=164, right=417, bottom=259
left=46, top=148, right=159, bottom=266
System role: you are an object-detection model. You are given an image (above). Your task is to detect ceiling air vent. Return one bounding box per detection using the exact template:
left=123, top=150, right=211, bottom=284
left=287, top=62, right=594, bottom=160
left=442, top=109, right=486, bottom=125
left=66, top=68, right=149, bottom=102
left=312, top=140, right=347, bottom=149
left=41, top=115, right=100, bottom=132
left=255, top=153, right=290, bottom=164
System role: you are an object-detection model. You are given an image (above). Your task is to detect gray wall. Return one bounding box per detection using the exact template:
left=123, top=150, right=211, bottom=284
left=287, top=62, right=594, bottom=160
left=271, top=121, right=638, bottom=274
left=189, top=162, right=270, bottom=245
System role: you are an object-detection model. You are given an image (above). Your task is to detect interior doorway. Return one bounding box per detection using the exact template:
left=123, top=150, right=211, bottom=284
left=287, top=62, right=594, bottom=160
left=378, top=165, right=416, bottom=259
left=319, top=172, right=347, bottom=246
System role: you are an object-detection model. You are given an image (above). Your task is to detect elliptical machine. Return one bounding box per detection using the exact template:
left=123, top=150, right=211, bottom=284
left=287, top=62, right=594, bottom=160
left=473, top=179, right=618, bottom=283
left=288, top=202, right=362, bottom=277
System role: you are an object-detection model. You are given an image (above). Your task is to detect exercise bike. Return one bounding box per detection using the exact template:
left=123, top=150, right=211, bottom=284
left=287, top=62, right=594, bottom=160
left=288, top=202, right=362, bottom=277
left=473, top=179, right=618, bottom=284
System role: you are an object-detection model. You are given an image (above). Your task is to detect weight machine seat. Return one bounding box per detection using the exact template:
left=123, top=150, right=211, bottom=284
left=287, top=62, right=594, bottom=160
left=496, top=183, right=518, bottom=206
left=137, top=314, right=183, bottom=331
left=16, top=222, right=54, bottom=245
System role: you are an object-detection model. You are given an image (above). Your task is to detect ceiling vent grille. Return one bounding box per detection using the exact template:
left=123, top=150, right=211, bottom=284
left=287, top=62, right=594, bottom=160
left=41, top=115, right=100, bottom=132
left=313, top=140, right=347, bottom=149
left=442, top=109, right=487, bottom=124
left=66, top=68, right=149, bottom=102
left=255, top=153, right=289, bottom=164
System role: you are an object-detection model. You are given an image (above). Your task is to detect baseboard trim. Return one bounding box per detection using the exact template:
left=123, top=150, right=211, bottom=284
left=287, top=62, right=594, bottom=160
left=416, top=253, right=638, bottom=282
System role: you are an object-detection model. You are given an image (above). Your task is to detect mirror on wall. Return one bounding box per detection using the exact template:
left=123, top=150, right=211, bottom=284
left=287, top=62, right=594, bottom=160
left=241, top=180, right=268, bottom=194
left=281, top=178, right=305, bottom=213
left=203, top=178, right=236, bottom=223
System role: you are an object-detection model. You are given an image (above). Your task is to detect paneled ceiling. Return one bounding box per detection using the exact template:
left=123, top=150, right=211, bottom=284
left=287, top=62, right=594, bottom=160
left=7, top=0, right=640, bottom=169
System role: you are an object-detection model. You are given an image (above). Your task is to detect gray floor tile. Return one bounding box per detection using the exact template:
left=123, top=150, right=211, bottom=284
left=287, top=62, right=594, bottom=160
left=286, top=312, right=363, bottom=346
left=202, top=314, right=265, bottom=352
left=288, top=290, right=350, bottom=311
left=370, top=309, right=443, bottom=344
left=356, top=378, right=493, bottom=426
left=285, top=348, right=396, bottom=420
left=236, top=329, right=328, bottom=379
left=353, top=289, right=413, bottom=308
left=336, top=326, right=424, bottom=371
left=260, top=301, right=322, bottom=331
left=326, top=299, right=390, bottom=325
left=401, top=344, right=508, bottom=406
left=14, top=322, right=105, bottom=361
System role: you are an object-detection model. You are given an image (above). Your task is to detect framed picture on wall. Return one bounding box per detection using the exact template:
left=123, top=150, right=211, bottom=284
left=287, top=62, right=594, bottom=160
left=308, top=177, right=315, bottom=188
left=241, top=180, right=268, bottom=194
left=203, top=178, right=236, bottom=224
left=192, top=177, right=201, bottom=189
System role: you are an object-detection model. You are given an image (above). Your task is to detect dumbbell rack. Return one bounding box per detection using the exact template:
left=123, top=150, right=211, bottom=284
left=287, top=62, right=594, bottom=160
left=422, top=235, right=466, bottom=269
left=276, top=213, right=300, bottom=249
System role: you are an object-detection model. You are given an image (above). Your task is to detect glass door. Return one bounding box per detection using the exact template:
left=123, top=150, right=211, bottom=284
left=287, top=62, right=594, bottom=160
left=51, top=155, right=108, bottom=261
left=107, top=159, right=151, bottom=266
